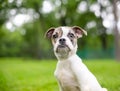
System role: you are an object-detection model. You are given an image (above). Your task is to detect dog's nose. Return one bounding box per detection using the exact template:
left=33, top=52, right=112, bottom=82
left=59, top=38, right=66, bottom=45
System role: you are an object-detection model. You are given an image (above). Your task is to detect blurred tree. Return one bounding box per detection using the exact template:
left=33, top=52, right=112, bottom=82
left=0, top=26, right=23, bottom=57
left=20, top=0, right=59, bottom=58
left=0, top=0, right=116, bottom=59
left=113, top=0, right=120, bottom=61
left=0, top=0, right=8, bottom=25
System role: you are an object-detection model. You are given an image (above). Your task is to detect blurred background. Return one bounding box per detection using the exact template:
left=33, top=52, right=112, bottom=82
left=0, top=1, right=120, bottom=91
left=0, top=0, right=120, bottom=60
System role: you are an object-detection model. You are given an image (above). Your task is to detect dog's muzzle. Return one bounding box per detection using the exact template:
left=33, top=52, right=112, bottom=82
left=56, top=38, right=70, bottom=53
left=58, top=38, right=68, bottom=48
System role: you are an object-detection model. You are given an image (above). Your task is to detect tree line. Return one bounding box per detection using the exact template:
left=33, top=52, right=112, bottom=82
left=0, top=0, right=120, bottom=60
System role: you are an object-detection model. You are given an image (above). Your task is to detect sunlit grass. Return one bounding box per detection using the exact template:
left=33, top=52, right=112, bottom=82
left=0, top=58, right=120, bottom=91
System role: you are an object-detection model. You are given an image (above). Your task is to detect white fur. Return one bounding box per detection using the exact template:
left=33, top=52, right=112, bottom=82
left=54, top=27, right=77, bottom=60
left=53, top=27, right=107, bottom=91
left=54, top=54, right=107, bottom=91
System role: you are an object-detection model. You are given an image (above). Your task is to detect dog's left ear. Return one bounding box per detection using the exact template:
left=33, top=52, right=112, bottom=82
left=45, top=27, right=55, bottom=39
left=72, top=26, right=87, bottom=38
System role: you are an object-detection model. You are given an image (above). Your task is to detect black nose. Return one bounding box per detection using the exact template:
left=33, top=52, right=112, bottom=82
left=59, top=38, right=66, bottom=45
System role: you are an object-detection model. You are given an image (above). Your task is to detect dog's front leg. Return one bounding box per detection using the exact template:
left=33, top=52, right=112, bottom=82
left=70, top=57, right=103, bottom=91
left=56, top=79, right=63, bottom=91
left=71, top=61, right=90, bottom=89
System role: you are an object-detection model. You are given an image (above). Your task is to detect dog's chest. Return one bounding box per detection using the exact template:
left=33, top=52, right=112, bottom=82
left=55, top=63, right=73, bottom=82
left=54, top=61, right=80, bottom=91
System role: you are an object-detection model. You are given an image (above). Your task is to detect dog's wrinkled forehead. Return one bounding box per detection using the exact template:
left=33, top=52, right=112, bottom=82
left=53, top=27, right=62, bottom=37
left=45, top=26, right=87, bottom=40
left=53, top=27, right=73, bottom=37
left=61, top=27, right=71, bottom=36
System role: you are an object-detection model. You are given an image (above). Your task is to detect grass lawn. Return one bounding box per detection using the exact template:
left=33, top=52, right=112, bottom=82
left=0, top=58, right=120, bottom=91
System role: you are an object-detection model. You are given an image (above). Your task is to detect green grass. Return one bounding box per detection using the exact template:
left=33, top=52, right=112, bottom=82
left=0, top=58, right=120, bottom=91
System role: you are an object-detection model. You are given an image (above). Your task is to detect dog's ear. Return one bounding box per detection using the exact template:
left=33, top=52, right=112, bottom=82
left=72, top=26, right=87, bottom=38
left=45, top=27, right=55, bottom=38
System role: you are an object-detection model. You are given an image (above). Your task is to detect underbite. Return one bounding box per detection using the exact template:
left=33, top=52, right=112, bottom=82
left=56, top=45, right=71, bottom=54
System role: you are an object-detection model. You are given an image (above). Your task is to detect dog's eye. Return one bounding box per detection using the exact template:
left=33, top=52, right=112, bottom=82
left=68, top=33, right=75, bottom=38
left=53, top=34, right=58, bottom=39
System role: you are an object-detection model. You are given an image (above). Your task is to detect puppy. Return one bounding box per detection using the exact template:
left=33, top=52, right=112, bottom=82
left=45, top=26, right=107, bottom=91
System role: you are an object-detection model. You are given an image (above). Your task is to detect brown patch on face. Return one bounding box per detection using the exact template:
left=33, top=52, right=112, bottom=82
left=51, top=27, right=63, bottom=45
left=67, top=30, right=77, bottom=46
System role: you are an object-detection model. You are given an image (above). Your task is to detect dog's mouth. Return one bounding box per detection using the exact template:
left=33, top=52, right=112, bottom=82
left=56, top=44, right=71, bottom=53
left=58, top=44, right=67, bottom=48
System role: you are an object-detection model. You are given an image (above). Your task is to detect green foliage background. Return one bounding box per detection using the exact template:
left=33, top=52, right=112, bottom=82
left=0, top=1, right=119, bottom=91
left=0, top=0, right=117, bottom=59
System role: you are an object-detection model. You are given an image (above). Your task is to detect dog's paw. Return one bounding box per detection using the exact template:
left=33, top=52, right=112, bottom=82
left=102, top=88, right=107, bottom=91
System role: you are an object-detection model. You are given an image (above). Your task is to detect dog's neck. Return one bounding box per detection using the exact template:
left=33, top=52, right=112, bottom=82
left=56, top=53, right=82, bottom=63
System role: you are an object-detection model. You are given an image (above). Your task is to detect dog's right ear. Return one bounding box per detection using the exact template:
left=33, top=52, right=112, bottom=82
left=45, top=27, right=55, bottom=39
left=72, top=26, right=87, bottom=38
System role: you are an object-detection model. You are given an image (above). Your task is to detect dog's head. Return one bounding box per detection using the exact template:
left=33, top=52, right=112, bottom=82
left=45, top=26, right=87, bottom=60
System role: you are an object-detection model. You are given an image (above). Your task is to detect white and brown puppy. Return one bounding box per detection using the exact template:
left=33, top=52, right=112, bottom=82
left=45, top=26, right=107, bottom=91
